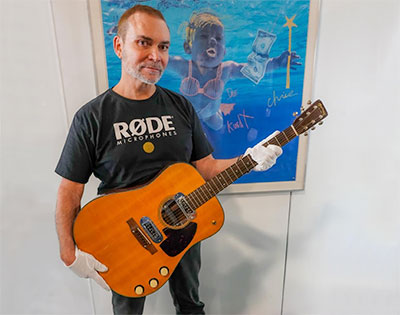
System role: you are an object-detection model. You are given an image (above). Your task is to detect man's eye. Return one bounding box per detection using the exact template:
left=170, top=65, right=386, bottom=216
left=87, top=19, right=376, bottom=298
left=138, top=40, right=148, bottom=46
left=160, top=45, right=169, bottom=51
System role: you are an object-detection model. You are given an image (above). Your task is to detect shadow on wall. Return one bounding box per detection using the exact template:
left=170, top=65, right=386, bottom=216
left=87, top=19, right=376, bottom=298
left=200, top=211, right=281, bottom=314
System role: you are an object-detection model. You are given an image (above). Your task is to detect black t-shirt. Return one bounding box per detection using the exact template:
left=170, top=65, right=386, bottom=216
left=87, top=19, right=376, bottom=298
left=55, top=85, right=213, bottom=194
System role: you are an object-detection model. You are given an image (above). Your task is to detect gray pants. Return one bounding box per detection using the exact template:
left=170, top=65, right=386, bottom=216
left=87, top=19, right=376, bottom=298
left=112, top=243, right=205, bottom=315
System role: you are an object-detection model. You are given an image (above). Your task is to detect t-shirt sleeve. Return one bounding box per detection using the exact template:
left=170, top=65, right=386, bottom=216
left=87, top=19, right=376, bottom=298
left=55, top=110, right=95, bottom=184
left=188, top=101, right=214, bottom=162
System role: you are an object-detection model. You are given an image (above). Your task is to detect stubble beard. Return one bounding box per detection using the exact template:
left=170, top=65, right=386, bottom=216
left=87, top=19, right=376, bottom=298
left=121, top=50, right=164, bottom=85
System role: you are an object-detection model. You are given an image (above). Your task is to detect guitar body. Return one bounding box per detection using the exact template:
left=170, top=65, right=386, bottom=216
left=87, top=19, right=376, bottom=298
left=73, top=163, right=224, bottom=297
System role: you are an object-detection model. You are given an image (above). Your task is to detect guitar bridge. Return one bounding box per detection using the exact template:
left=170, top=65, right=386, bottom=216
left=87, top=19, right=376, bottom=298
left=126, top=218, right=157, bottom=255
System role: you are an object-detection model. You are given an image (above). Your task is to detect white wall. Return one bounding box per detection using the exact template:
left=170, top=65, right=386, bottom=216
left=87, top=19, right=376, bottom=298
left=0, top=0, right=398, bottom=314
left=284, top=1, right=400, bottom=314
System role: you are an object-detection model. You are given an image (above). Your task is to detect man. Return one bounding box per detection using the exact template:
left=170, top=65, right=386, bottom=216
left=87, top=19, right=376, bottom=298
left=55, top=5, right=282, bottom=315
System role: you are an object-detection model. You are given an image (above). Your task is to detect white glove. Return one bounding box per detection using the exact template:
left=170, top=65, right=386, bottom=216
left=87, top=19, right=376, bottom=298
left=68, top=247, right=110, bottom=291
left=244, top=131, right=283, bottom=171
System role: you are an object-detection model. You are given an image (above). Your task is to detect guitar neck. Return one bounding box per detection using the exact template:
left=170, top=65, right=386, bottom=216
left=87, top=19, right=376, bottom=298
left=185, top=125, right=298, bottom=210
left=185, top=99, right=328, bottom=210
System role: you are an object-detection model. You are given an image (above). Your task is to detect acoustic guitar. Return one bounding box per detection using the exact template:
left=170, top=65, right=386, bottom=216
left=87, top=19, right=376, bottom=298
left=73, top=99, right=328, bottom=297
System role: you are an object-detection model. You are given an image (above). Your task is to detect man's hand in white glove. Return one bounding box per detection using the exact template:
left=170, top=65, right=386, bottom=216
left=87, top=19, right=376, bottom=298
left=244, top=131, right=283, bottom=171
left=67, top=247, right=110, bottom=291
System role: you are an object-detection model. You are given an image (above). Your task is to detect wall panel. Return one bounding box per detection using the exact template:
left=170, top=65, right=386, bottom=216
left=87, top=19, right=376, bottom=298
left=283, top=0, right=400, bottom=314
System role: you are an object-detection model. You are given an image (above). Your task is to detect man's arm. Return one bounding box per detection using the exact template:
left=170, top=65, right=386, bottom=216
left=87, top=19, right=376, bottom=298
left=55, top=178, right=84, bottom=266
left=55, top=177, right=110, bottom=290
left=192, top=154, right=237, bottom=181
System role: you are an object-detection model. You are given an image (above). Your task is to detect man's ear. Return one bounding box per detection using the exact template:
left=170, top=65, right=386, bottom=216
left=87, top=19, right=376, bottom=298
left=113, top=35, right=123, bottom=59
left=183, top=41, right=192, bottom=54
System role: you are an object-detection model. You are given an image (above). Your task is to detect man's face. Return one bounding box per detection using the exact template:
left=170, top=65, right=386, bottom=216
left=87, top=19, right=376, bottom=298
left=191, top=24, right=226, bottom=68
left=116, top=12, right=170, bottom=84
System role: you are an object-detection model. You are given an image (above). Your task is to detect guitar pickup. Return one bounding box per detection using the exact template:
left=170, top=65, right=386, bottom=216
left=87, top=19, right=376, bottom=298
left=127, top=218, right=157, bottom=255
left=140, top=216, right=163, bottom=243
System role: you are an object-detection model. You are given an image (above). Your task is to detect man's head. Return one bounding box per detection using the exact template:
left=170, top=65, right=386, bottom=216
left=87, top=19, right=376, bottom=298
left=113, top=5, right=170, bottom=85
left=117, top=5, right=167, bottom=42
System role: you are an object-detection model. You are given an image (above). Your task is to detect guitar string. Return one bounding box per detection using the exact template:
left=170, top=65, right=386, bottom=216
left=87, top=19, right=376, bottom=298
left=155, top=108, right=323, bottom=228
left=132, top=107, right=325, bottom=244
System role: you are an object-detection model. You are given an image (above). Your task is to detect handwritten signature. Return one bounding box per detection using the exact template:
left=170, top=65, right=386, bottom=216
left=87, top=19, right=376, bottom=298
left=226, top=109, right=254, bottom=134
left=267, top=89, right=297, bottom=108
left=226, top=88, right=238, bottom=99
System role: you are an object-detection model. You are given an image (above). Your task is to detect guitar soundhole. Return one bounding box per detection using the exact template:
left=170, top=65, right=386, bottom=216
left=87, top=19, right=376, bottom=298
left=161, top=199, right=188, bottom=229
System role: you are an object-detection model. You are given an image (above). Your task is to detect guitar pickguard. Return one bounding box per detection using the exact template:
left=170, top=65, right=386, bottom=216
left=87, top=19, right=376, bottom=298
left=160, top=222, right=197, bottom=257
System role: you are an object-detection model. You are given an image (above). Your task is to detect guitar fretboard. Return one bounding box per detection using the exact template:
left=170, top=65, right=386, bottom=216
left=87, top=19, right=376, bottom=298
left=185, top=125, right=298, bottom=210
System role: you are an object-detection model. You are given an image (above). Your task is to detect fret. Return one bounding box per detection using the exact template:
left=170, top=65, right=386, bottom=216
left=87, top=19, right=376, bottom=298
left=200, top=188, right=208, bottom=203
left=220, top=173, right=230, bottom=187
left=290, top=125, right=299, bottom=136
left=228, top=165, right=239, bottom=180
left=197, top=187, right=206, bottom=204
left=268, top=137, right=279, bottom=147
left=218, top=174, right=227, bottom=189
left=215, top=174, right=224, bottom=190
left=244, top=156, right=256, bottom=171
left=230, top=164, right=241, bottom=179
left=208, top=182, right=215, bottom=197
left=282, top=130, right=290, bottom=143
left=208, top=179, right=219, bottom=194
left=192, top=191, right=202, bottom=208
left=224, top=169, right=235, bottom=184
left=277, top=133, right=287, bottom=146
left=186, top=195, right=196, bottom=210
left=238, top=157, right=251, bottom=173
left=274, top=135, right=282, bottom=146
left=191, top=193, right=200, bottom=209
left=201, top=184, right=212, bottom=200
left=285, top=126, right=296, bottom=141
left=197, top=188, right=207, bottom=204
left=202, top=183, right=213, bottom=199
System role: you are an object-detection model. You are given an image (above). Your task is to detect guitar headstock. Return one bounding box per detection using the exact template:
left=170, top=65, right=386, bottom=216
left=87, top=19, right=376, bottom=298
left=293, top=99, right=328, bottom=135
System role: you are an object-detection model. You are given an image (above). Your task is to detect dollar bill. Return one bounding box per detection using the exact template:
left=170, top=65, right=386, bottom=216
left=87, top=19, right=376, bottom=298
left=252, top=29, right=276, bottom=57
left=241, top=29, right=276, bottom=84
left=241, top=52, right=268, bottom=84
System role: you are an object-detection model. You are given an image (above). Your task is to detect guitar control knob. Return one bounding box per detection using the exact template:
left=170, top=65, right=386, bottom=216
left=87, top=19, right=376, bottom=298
left=159, top=267, right=169, bottom=277
left=134, top=285, right=144, bottom=295
left=149, top=278, right=159, bottom=288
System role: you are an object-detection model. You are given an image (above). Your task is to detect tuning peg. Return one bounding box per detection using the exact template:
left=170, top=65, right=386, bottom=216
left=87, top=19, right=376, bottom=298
left=301, top=106, right=305, bottom=112
left=318, top=121, right=324, bottom=125
left=311, top=127, right=316, bottom=130
left=307, top=100, right=312, bottom=105
left=304, top=132, right=308, bottom=136
left=293, top=111, right=298, bottom=117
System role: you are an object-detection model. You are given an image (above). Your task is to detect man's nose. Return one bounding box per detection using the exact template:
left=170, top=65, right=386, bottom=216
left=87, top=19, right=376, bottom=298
left=148, top=46, right=160, bottom=61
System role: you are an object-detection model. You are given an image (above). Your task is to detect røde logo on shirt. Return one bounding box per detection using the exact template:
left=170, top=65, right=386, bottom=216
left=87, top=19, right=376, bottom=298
left=113, top=115, right=177, bottom=145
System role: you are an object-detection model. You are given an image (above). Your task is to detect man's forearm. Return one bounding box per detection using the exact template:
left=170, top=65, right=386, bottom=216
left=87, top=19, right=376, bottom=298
left=55, top=179, right=84, bottom=265
left=193, top=155, right=238, bottom=181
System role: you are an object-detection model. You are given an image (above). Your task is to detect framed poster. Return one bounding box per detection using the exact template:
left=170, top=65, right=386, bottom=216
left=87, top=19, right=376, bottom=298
left=88, top=0, right=320, bottom=193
